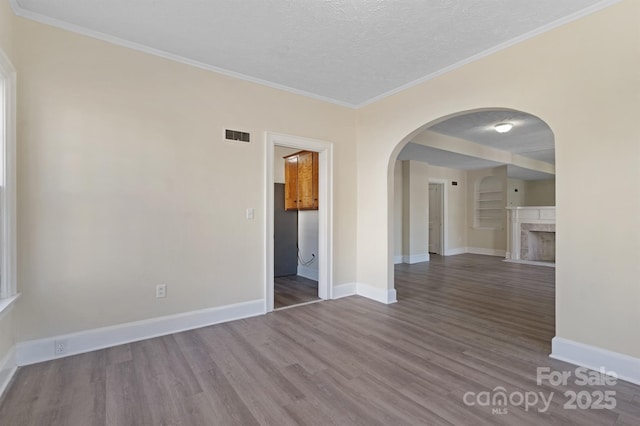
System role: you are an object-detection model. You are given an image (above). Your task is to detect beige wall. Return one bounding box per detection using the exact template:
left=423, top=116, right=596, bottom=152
left=0, top=308, right=13, bottom=392
left=507, top=178, right=526, bottom=207
left=401, top=161, right=429, bottom=259
left=356, top=1, right=640, bottom=358
left=393, top=161, right=403, bottom=260
left=0, top=0, right=13, bottom=56
left=13, top=16, right=357, bottom=341
left=525, top=179, right=555, bottom=206
left=0, top=309, right=14, bottom=361
left=1, top=0, right=638, bottom=367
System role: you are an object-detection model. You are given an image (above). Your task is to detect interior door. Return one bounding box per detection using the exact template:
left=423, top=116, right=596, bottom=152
left=428, top=183, right=442, bottom=254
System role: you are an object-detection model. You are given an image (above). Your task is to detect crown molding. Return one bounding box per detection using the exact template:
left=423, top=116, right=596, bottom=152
left=10, top=0, right=623, bottom=110
left=9, top=0, right=356, bottom=108
left=354, top=0, right=624, bottom=108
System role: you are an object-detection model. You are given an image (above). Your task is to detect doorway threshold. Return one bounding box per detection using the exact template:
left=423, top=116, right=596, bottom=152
left=274, top=299, right=323, bottom=311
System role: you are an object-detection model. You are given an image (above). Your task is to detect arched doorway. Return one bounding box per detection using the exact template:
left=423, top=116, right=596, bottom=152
left=388, top=108, right=556, bottom=297
left=351, top=4, right=637, bottom=383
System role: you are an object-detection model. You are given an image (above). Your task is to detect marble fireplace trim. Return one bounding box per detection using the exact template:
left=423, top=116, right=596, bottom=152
left=520, top=223, right=556, bottom=261
left=506, top=206, right=556, bottom=263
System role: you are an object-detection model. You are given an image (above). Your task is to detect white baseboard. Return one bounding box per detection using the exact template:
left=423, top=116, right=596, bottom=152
left=15, top=299, right=265, bottom=366
left=402, top=253, right=429, bottom=264
left=332, top=282, right=396, bottom=305
left=0, top=346, right=17, bottom=400
left=297, top=265, right=319, bottom=281
left=444, top=247, right=467, bottom=256
left=332, top=283, right=357, bottom=299
left=394, top=255, right=403, bottom=264
left=356, top=283, right=397, bottom=304
left=466, top=247, right=506, bottom=257
left=551, top=337, right=640, bottom=386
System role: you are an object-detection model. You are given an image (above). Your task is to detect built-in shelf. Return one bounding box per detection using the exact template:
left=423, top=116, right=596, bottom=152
left=474, top=176, right=504, bottom=230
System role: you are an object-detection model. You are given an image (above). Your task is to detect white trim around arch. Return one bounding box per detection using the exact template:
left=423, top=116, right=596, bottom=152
left=264, top=133, right=333, bottom=313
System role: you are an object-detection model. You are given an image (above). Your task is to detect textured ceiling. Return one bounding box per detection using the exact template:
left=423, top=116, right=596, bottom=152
left=429, top=110, right=555, bottom=164
left=398, top=143, right=502, bottom=169
left=12, top=0, right=616, bottom=107
left=399, top=109, right=555, bottom=180
left=397, top=143, right=554, bottom=180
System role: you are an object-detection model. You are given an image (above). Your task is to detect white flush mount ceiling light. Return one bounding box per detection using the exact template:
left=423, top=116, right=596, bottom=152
left=494, top=123, right=513, bottom=133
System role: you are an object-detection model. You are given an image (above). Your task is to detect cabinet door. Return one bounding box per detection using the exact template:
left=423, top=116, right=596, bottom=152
left=284, top=156, right=298, bottom=211
left=297, top=151, right=316, bottom=209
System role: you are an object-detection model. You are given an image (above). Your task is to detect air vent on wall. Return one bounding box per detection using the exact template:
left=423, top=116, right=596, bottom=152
left=225, top=129, right=251, bottom=143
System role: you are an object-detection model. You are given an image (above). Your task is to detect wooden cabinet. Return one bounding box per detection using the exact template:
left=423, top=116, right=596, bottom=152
left=284, top=155, right=299, bottom=211
left=283, top=151, right=318, bottom=211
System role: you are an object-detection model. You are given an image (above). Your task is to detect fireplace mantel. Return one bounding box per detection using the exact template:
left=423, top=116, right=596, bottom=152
left=506, top=206, right=556, bottom=264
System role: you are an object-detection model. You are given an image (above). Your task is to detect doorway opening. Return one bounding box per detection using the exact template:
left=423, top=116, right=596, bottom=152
left=428, top=180, right=445, bottom=256
left=265, top=133, right=333, bottom=313
left=273, top=147, right=319, bottom=309
left=391, top=107, right=556, bottom=293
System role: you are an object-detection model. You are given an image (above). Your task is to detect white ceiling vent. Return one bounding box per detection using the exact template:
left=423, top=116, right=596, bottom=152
left=225, top=129, right=251, bottom=143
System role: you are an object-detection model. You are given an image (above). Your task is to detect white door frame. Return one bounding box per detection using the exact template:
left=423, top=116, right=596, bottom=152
left=265, top=132, right=333, bottom=313
left=428, top=178, right=447, bottom=256
left=0, top=49, right=17, bottom=301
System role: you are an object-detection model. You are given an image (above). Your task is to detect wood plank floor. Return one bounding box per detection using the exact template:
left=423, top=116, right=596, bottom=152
left=1, top=254, right=638, bottom=425
left=274, top=275, right=319, bottom=309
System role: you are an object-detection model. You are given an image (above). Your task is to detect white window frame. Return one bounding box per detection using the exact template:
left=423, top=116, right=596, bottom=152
left=0, top=49, right=17, bottom=311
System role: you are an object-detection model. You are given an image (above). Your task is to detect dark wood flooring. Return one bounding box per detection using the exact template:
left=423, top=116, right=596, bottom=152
left=274, top=275, right=319, bottom=309
left=1, top=254, right=638, bottom=425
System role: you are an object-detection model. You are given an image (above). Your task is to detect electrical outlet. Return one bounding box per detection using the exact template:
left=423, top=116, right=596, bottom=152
left=156, top=284, right=167, bottom=298
left=54, top=339, right=67, bottom=355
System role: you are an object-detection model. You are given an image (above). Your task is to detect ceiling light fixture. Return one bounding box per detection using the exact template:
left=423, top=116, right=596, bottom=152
left=494, top=123, right=513, bottom=133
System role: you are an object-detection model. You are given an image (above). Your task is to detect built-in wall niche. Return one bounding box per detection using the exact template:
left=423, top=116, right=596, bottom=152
left=474, top=175, right=504, bottom=229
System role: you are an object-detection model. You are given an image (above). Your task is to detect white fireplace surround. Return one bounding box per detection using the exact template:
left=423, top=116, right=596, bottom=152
left=506, top=206, right=556, bottom=265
